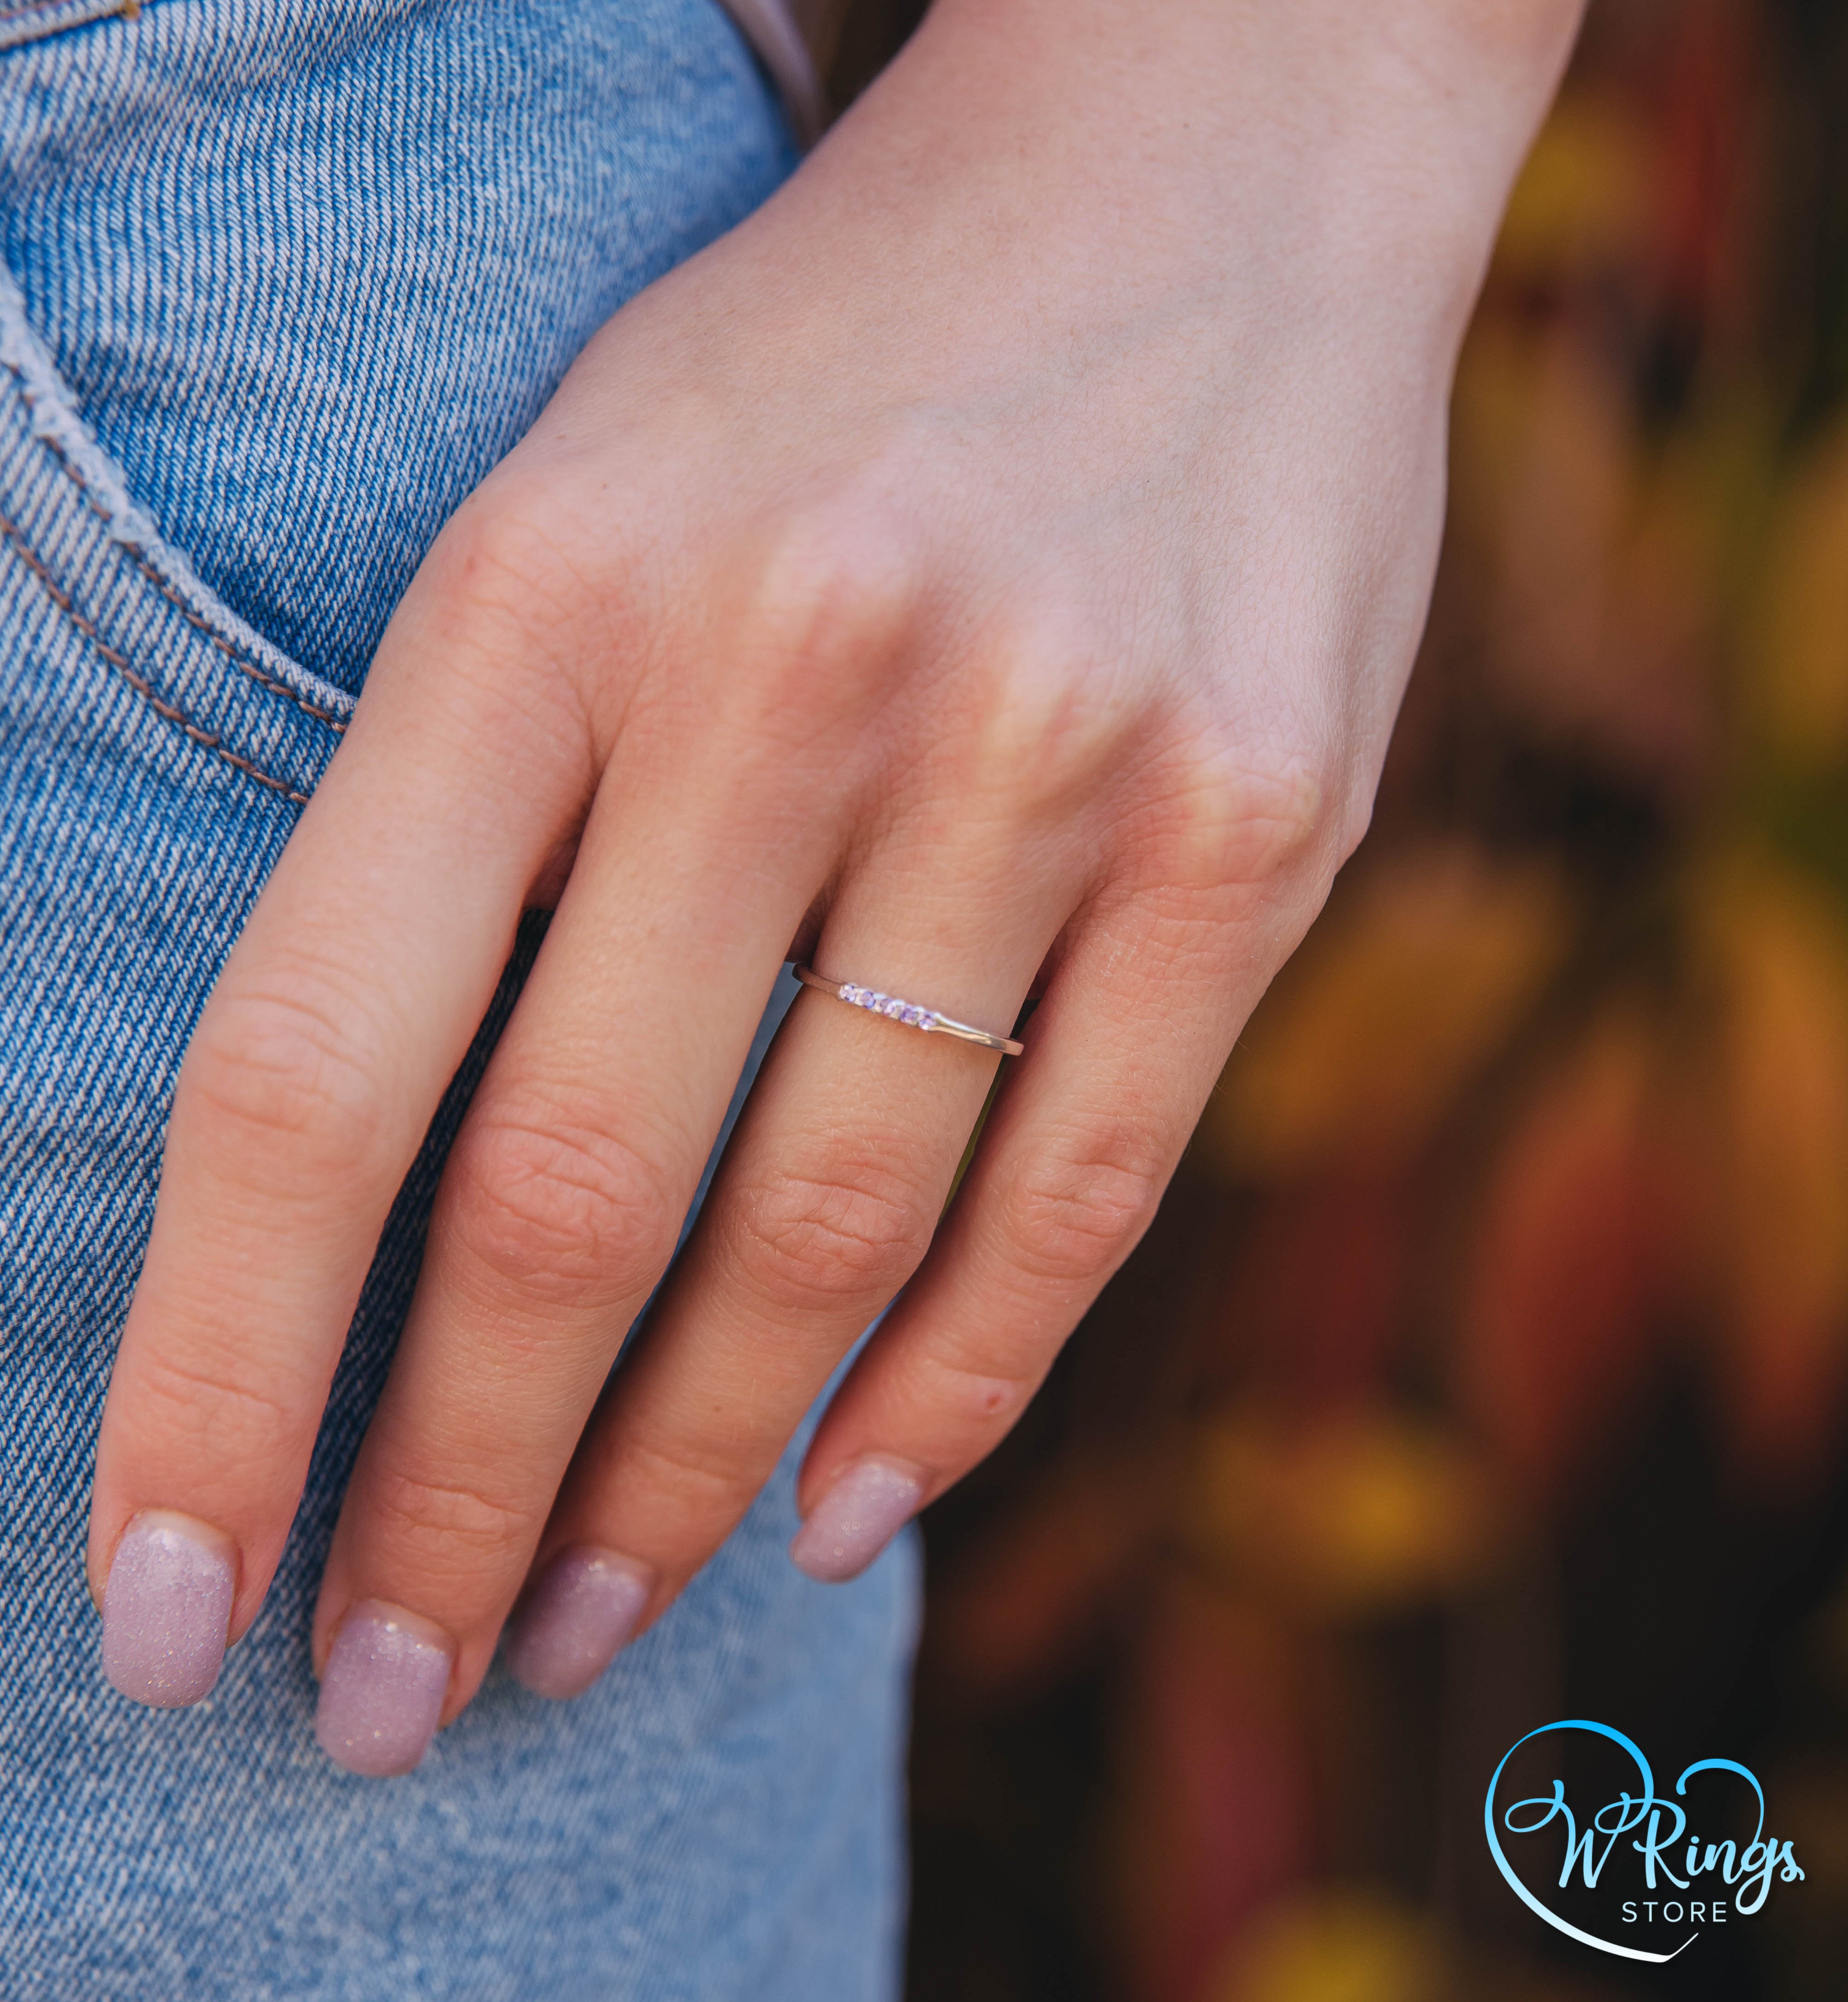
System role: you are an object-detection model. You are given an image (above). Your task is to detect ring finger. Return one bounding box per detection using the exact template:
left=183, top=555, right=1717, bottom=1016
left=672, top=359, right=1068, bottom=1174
left=502, top=846, right=1070, bottom=1697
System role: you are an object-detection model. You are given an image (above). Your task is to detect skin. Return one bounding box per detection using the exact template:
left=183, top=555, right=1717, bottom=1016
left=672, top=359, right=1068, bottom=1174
left=85, top=0, right=1585, bottom=1730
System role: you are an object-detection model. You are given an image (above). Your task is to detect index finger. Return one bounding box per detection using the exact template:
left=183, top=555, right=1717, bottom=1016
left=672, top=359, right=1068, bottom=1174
left=84, top=557, right=588, bottom=1700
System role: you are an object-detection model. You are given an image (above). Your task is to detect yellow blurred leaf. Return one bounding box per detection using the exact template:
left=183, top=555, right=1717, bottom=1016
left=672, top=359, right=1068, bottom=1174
left=1751, top=417, right=1848, bottom=764
left=1495, top=95, right=1650, bottom=285
left=1450, top=318, right=1544, bottom=540
left=1200, top=847, right=1568, bottom=1181
left=1211, top=1889, right=1446, bottom=2002
left=1187, top=1406, right=1506, bottom=1617
left=1698, top=853, right=1848, bottom=1478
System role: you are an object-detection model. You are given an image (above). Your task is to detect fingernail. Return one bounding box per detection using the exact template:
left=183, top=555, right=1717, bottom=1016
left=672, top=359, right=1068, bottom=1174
left=790, top=1457, right=926, bottom=1583
left=504, top=1546, right=655, bottom=1700
left=314, top=1600, right=452, bottom=1777
left=101, top=1509, right=237, bottom=1707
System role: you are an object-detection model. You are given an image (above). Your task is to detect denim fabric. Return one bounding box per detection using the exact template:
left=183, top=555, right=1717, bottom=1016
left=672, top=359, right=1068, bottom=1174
left=0, top=6, right=915, bottom=1997
left=0, top=0, right=797, bottom=694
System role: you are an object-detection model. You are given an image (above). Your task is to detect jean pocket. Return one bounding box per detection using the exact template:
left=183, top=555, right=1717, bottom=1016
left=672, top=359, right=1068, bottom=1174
left=0, top=259, right=351, bottom=813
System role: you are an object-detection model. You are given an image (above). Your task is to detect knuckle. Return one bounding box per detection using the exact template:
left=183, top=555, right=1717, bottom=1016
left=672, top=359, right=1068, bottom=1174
left=416, top=478, right=642, bottom=756
left=617, top=1425, right=768, bottom=1523
left=995, top=1123, right=1168, bottom=1285
left=731, top=1148, right=935, bottom=1315
left=1227, top=757, right=1328, bottom=879
left=943, top=607, right=1127, bottom=812
left=133, top=1345, right=301, bottom=1473
left=734, top=502, right=920, bottom=721
left=1205, top=752, right=1328, bottom=885
left=443, top=1098, right=681, bottom=1306
left=1334, top=776, right=1377, bottom=864
left=428, top=480, right=601, bottom=647
left=1138, top=736, right=1332, bottom=896
left=182, top=970, right=392, bottom=1191
left=364, top=1462, right=534, bottom=1573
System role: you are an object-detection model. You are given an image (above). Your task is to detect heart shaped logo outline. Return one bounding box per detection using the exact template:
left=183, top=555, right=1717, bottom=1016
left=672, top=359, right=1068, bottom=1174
left=1483, top=1719, right=1735, bottom=1965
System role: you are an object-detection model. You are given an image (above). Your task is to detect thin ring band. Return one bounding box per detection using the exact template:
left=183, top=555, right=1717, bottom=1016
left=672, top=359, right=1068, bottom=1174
left=791, top=965, right=1026, bottom=1057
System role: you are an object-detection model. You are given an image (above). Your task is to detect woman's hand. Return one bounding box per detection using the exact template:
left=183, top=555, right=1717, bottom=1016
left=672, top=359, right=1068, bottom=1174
left=85, top=0, right=1579, bottom=1770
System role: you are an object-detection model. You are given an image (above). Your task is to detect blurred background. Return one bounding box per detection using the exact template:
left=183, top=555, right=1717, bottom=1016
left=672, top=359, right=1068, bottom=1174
left=816, top=0, right=1848, bottom=1996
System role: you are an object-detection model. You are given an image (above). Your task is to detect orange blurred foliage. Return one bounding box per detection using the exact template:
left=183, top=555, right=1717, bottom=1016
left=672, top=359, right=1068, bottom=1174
left=910, top=4, right=1848, bottom=1997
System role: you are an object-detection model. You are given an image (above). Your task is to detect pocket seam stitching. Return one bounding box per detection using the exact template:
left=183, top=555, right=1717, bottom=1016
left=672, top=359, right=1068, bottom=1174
left=0, top=277, right=353, bottom=735
left=118, top=533, right=349, bottom=732
left=2, top=368, right=351, bottom=736
left=0, top=506, right=313, bottom=808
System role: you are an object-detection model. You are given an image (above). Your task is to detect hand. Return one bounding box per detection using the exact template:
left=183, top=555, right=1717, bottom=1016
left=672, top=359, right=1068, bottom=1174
left=85, top=0, right=1580, bottom=1769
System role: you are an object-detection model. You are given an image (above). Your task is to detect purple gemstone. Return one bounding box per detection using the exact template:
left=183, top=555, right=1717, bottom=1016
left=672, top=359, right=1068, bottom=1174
left=883, top=998, right=907, bottom=1019
left=902, top=1005, right=927, bottom=1026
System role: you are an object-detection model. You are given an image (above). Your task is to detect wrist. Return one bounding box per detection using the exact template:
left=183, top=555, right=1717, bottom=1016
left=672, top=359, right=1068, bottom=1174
left=860, top=0, right=1583, bottom=348
left=1346, top=0, right=1589, bottom=289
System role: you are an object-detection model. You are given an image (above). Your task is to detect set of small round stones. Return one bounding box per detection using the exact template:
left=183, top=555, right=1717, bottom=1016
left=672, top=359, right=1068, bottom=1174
left=838, top=983, right=941, bottom=1030
left=791, top=965, right=1027, bottom=1057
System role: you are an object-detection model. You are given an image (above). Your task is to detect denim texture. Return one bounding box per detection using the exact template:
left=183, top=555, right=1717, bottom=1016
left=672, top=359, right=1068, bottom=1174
left=0, top=0, right=796, bottom=694
left=0, top=6, right=914, bottom=1996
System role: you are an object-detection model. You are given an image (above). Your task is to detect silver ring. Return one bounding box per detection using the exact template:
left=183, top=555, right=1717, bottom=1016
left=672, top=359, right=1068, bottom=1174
left=792, top=965, right=1026, bottom=1056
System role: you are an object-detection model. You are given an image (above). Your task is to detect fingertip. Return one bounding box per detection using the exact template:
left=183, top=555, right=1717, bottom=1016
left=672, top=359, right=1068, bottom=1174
left=99, top=1509, right=238, bottom=1709
left=504, top=1545, right=655, bottom=1700
left=314, top=1599, right=454, bottom=1778
left=789, top=1455, right=926, bottom=1583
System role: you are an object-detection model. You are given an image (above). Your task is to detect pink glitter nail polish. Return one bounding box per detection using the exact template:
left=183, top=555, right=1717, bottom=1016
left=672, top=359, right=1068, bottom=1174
left=505, top=1546, right=654, bottom=1700
left=314, top=1600, right=451, bottom=1777
left=789, top=1458, right=925, bottom=1583
left=101, top=1510, right=236, bottom=1708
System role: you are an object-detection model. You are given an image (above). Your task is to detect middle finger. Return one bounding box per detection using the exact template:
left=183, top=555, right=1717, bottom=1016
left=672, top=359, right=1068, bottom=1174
left=307, top=747, right=824, bottom=1773
left=502, top=840, right=1069, bottom=1696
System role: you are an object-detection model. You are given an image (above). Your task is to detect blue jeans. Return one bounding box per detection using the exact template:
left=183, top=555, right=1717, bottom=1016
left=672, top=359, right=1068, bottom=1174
left=0, top=3, right=916, bottom=1995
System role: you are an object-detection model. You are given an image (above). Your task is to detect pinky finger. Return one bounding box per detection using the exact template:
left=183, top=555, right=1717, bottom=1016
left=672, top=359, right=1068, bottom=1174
left=787, top=889, right=1268, bottom=1583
